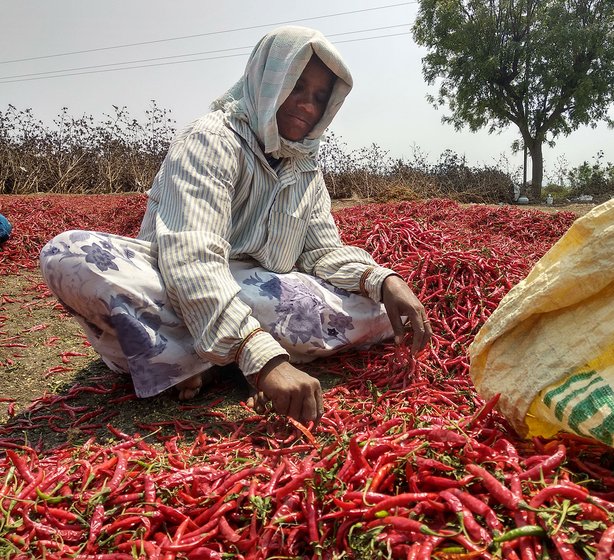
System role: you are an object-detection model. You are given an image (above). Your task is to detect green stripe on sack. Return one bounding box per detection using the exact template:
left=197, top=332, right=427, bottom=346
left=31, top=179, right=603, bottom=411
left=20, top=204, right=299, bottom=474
left=543, top=370, right=597, bottom=408
left=568, top=388, right=614, bottom=446
left=543, top=371, right=614, bottom=447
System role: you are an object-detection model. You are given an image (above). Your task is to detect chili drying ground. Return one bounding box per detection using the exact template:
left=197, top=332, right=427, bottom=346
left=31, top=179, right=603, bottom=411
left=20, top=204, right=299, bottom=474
left=0, top=195, right=612, bottom=559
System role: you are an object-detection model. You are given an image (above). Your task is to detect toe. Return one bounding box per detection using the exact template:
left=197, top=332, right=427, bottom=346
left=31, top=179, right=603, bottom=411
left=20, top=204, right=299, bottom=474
left=176, top=373, right=203, bottom=401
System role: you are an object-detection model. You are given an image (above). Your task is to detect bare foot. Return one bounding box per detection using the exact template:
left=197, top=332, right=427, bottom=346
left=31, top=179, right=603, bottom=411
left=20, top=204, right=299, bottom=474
left=176, top=369, right=218, bottom=401
left=176, top=373, right=202, bottom=401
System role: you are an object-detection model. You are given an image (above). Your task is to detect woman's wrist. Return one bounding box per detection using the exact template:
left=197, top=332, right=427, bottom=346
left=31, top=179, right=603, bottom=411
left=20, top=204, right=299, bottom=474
left=254, top=355, right=288, bottom=390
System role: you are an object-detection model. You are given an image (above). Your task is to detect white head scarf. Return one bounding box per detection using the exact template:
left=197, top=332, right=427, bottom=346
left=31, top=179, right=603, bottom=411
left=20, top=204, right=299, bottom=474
left=211, top=26, right=353, bottom=159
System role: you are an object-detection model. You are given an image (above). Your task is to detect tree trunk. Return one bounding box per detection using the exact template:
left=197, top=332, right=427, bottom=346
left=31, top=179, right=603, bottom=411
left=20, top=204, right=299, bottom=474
left=528, top=140, right=544, bottom=201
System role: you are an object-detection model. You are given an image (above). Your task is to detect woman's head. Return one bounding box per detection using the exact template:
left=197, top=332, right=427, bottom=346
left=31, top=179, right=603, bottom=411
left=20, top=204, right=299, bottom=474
left=275, top=54, right=336, bottom=142
left=212, top=26, right=352, bottom=158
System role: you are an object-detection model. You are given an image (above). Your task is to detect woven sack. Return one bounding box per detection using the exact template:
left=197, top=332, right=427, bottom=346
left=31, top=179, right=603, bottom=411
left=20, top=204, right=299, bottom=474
left=469, top=199, right=614, bottom=447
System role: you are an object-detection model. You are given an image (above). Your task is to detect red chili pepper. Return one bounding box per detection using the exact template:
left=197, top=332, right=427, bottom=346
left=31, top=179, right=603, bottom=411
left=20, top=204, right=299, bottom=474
left=349, top=436, right=372, bottom=472
left=342, top=489, right=395, bottom=504
left=440, top=489, right=492, bottom=544
left=528, top=484, right=589, bottom=509
left=185, top=545, right=223, bottom=559
left=34, top=503, right=80, bottom=523
left=23, top=510, right=84, bottom=543
left=414, top=456, right=456, bottom=472
left=304, top=486, right=319, bottom=544
left=369, top=461, right=396, bottom=493
left=191, top=496, right=240, bottom=531
left=18, top=469, right=45, bottom=500
left=519, top=444, right=566, bottom=480
left=274, top=464, right=316, bottom=500
left=595, top=524, right=614, bottom=560
left=267, top=492, right=300, bottom=525
left=86, top=504, right=105, bottom=553
left=550, top=531, right=583, bottom=560
left=465, top=464, right=519, bottom=509
left=5, top=449, right=35, bottom=484
left=367, top=515, right=439, bottom=536
left=422, top=474, right=468, bottom=489
left=72, top=554, right=137, bottom=559
left=107, top=449, right=128, bottom=494
left=416, top=535, right=445, bottom=560
left=60, top=350, right=88, bottom=363
left=407, top=427, right=468, bottom=447
left=218, top=515, right=242, bottom=544
left=463, top=393, right=501, bottom=429
left=576, top=502, right=609, bottom=522
left=365, top=492, right=440, bottom=519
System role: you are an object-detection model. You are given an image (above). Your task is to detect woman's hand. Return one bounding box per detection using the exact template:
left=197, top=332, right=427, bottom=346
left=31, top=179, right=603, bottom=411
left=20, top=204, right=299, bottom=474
left=382, top=274, right=432, bottom=355
left=251, top=356, right=324, bottom=425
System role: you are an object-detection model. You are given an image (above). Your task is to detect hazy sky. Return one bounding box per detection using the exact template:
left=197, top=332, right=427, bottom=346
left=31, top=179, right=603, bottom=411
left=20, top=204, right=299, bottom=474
left=1, top=0, right=612, bottom=182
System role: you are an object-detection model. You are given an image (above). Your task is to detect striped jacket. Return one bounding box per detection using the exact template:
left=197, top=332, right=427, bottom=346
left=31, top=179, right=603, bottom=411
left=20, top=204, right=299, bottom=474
left=138, top=110, right=394, bottom=381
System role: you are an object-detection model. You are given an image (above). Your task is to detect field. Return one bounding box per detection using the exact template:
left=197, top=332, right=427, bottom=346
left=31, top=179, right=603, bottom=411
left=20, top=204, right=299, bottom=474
left=0, top=194, right=612, bottom=559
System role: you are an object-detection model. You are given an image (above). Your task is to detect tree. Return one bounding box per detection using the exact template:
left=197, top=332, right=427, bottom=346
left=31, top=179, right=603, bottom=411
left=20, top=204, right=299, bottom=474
left=413, top=0, right=614, bottom=200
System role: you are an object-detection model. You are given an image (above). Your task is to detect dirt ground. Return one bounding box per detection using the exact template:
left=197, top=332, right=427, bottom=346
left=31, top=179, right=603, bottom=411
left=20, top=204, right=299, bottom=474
left=0, top=199, right=597, bottom=448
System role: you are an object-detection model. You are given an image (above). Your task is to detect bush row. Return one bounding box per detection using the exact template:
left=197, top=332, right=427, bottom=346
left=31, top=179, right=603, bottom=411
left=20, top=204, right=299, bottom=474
left=0, top=104, right=172, bottom=195
left=1, top=105, right=611, bottom=203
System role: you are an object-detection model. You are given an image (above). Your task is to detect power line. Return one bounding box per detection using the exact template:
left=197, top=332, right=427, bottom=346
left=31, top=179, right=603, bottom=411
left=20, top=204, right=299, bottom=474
left=1, top=46, right=252, bottom=81
left=0, top=30, right=412, bottom=84
left=0, top=2, right=416, bottom=65
left=0, top=25, right=410, bottom=82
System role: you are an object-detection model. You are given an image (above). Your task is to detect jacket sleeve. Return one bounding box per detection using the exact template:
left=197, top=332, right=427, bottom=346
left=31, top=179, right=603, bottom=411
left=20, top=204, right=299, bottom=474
left=296, top=175, right=397, bottom=302
left=153, top=127, right=287, bottom=377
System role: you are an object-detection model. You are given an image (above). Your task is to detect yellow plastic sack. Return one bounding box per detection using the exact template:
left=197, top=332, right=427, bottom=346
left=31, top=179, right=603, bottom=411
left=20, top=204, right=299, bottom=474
left=469, top=199, right=614, bottom=447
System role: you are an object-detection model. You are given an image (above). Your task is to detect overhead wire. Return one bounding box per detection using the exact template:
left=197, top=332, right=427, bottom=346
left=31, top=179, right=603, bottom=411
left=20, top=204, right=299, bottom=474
left=0, top=28, right=412, bottom=84
left=0, top=1, right=417, bottom=65
left=0, top=24, right=411, bottom=82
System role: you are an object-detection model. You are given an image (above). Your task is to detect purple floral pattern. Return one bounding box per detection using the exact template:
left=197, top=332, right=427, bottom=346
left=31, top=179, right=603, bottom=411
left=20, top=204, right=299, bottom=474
left=83, top=242, right=118, bottom=272
left=39, top=230, right=198, bottom=398
left=244, top=271, right=355, bottom=349
left=40, top=230, right=392, bottom=397
left=40, top=230, right=140, bottom=270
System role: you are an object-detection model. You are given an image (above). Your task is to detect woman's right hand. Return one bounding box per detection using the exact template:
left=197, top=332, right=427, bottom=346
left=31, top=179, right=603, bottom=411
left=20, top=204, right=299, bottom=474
left=251, top=356, right=323, bottom=425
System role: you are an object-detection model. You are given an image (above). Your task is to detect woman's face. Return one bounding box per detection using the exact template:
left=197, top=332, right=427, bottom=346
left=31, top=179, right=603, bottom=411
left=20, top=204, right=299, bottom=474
left=276, top=55, right=336, bottom=142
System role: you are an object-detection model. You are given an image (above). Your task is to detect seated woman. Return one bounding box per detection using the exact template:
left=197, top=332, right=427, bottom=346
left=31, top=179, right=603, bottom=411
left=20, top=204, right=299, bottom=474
left=39, top=26, right=431, bottom=425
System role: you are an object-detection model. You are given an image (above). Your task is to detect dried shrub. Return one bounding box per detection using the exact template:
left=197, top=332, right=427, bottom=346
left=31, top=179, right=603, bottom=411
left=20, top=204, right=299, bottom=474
left=2, top=106, right=520, bottom=203
left=320, top=139, right=517, bottom=204
left=0, top=103, right=174, bottom=195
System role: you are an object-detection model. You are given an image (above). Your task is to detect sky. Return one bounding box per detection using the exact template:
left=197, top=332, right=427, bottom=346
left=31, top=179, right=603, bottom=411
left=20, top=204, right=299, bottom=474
left=1, top=0, right=612, bottom=184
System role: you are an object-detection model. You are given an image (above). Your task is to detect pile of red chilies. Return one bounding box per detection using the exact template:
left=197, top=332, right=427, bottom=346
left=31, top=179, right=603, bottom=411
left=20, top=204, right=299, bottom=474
left=1, top=196, right=613, bottom=559
left=0, top=194, right=147, bottom=275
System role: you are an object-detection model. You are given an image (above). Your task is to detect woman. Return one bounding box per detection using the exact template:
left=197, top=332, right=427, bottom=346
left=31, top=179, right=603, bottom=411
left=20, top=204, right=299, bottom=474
left=40, top=26, right=432, bottom=424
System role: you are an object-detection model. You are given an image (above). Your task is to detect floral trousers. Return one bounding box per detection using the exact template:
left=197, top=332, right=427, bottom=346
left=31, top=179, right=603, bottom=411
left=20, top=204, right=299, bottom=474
left=39, top=230, right=394, bottom=398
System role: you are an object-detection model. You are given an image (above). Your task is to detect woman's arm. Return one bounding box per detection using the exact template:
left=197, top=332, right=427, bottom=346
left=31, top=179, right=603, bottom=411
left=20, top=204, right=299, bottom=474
left=297, top=177, right=431, bottom=354
left=152, top=124, right=288, bottom=373
left=297, top=178, right=396, bottom=296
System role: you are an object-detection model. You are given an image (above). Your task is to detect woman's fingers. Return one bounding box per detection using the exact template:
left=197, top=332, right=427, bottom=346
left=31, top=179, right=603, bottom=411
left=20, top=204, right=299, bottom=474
left=405, top=311, right=432, bottom=355
left=415, top=321, right=432, bottom=354
left=286, top=391, right=303, bottom=422
left=299, top=383, right=324, bottom=424
left=257, top=360, right=323, bottom=425
left=246, top=390, right=270, bottom=414
left=383, top=275, right=432, bottom=354
left=386, top=302, right=406, bottom=344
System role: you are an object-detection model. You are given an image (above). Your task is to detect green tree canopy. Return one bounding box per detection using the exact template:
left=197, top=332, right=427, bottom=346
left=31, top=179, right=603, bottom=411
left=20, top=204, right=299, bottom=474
left=413, top=0, right=614, bottom=199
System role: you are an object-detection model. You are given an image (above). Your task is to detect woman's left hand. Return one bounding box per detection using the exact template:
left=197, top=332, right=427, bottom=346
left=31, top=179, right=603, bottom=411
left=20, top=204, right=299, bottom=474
left=382, top=274, right=432, bottom=355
